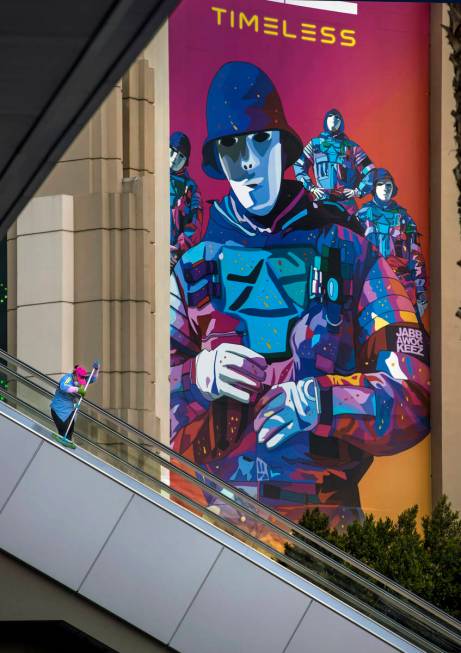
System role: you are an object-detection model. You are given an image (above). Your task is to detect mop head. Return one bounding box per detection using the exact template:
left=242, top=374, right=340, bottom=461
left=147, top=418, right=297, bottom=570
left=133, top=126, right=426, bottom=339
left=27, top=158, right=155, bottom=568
left=51, top=433, right=77, bottom=449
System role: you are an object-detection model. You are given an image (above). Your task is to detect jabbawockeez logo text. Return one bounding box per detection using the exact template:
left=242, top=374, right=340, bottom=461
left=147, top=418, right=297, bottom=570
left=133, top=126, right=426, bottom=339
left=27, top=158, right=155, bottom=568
left=395, top=327, right=424, bottom=357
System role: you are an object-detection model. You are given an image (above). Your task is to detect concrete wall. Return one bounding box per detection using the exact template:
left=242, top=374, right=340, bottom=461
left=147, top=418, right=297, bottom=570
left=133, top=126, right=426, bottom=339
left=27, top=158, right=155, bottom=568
left=144, top=22, right=170, bottom=454
left=7, top=36, right=169, bottom=441
left=430, top=3, right=461, bottom=512
left=0, top=550, right=170, bottom=653
left=7, top=195, right=75, bottom=378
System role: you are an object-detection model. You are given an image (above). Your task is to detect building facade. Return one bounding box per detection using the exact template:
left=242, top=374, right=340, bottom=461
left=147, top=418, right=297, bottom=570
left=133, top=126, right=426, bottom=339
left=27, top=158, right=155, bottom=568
left=5, top=4, right=461, bottom=518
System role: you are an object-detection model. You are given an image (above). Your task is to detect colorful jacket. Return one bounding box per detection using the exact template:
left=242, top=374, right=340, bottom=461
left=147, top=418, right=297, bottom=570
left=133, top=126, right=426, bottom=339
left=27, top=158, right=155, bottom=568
left=170, top=182, right=429, bottom=519
left=356, top=199, right=428, bottom=310
left=170, top=169, right=204, bottom=255
left=50, top=373, right=97, bottom=421
left=293, top=132, right=374, bottom=214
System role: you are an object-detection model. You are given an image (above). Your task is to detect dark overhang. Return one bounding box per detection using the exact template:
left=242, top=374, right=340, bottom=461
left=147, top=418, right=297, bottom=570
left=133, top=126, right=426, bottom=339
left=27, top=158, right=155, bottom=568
left=0, top=0, right=179, bottom=238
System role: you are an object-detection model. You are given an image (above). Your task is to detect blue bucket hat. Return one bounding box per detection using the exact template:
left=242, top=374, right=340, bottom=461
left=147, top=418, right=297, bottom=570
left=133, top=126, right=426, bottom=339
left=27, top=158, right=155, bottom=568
left=372, top=168, right=398, bottom=197
left=170, top=131, right=191, bottom=164
left=202, top=61, right=303, bottom=180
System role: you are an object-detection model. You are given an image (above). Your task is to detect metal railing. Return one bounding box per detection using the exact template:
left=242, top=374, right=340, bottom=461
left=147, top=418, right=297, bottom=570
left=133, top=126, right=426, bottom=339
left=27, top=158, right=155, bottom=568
left=0, top=349, right=459, bottom=653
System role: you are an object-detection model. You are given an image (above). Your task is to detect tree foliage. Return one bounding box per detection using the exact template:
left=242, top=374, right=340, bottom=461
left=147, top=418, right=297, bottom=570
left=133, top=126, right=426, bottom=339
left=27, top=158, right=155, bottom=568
left=286, top=496, right=461, bottom=620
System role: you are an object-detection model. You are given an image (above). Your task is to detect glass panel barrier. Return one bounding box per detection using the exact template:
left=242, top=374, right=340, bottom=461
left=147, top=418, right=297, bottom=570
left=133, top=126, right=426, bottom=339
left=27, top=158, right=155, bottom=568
left=0, top=350, right=459, bottom=653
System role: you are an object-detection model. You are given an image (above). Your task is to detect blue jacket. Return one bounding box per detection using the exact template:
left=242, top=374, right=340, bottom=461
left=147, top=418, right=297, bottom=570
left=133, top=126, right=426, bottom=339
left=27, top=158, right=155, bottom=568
left=50, top=373, right=96, bottom=421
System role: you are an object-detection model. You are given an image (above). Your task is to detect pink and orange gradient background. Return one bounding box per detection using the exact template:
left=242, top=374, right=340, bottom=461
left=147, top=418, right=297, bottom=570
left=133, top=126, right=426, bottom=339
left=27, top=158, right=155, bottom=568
left=169, top=0, right=431, bottom=521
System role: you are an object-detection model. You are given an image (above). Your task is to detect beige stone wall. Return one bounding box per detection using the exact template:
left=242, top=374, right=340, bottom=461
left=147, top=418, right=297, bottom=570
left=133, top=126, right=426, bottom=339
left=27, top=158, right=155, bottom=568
left=144, top=23, right=170, bottom=447
left=7, top=196, right=75, bottom=378
left=7, top=49, right=164, bottom=441
left=430, top=4, right=461, bottom=512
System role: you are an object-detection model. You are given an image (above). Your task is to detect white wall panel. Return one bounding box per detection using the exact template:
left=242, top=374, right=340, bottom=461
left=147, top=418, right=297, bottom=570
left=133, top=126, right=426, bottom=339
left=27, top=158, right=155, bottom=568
left=0, top=415, right=41, bottom=510
left=0, top=442, right=132, bottom=589
left=171, top=547, right=309, bottom=653
left=285, top=601, right=399, bottom=653
left=80, top=494, right=223, bottom=643
left=0, top=410, right=424, bottom=653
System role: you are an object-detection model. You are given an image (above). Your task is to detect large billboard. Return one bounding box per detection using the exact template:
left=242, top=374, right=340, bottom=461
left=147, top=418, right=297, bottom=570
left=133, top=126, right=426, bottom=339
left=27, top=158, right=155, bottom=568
left=169, top=0, right=430, bottom=529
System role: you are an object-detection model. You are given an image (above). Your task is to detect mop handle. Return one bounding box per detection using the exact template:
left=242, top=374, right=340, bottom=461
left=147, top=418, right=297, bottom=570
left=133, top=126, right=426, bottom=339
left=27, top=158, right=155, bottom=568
left=63, top=366, right=96, bottom=439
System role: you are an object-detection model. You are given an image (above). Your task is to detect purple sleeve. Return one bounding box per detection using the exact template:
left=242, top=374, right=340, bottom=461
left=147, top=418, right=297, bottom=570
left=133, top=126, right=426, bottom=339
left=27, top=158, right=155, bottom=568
left=314, top=255, right=430, bottom=455
left=170, top=272, right=210, bottom=446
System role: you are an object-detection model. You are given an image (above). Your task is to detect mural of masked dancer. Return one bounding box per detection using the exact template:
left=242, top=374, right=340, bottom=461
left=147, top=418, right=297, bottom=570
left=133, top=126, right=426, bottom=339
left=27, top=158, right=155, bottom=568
left=170, top=131, right=204, bottom=270
left=293, top=109, right=374, bottom=216
left=356, top=168, right=428, bottom=319
left=170, top=62, right=429, bottom=529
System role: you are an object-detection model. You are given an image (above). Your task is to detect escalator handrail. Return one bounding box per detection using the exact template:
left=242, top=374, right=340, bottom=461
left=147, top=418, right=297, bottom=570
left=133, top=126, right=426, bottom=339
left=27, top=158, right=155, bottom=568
left=1, top=348, right=460, bottom=636
left=0, top=394, right=449, bottom=653
left=4, top=378, right=459, bottom=650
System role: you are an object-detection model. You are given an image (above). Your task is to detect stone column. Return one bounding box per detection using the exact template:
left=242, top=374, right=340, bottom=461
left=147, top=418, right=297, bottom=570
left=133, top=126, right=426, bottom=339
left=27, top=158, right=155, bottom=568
left=144, top=24, right=170, bottom=446
left=33, top=69, right=158, bottom=439
left=8, top=195, right=74, bottom=378
left=430, top=4, right=461, bottom=512
left=8, top=47, right=168, bottom=459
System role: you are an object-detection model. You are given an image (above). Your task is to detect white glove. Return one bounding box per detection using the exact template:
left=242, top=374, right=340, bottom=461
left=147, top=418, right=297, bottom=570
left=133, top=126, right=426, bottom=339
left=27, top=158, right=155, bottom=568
left=255, top=379, right=320, bottom=449
left=195, top=343, right=267, bottom=404
left=311, top=186, right=326, bottom=200
left=343, top=187, right=359, bottom=199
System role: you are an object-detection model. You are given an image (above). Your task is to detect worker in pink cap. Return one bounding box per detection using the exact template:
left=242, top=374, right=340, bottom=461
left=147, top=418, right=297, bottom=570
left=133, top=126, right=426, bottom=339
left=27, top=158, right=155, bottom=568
left=50, top=360, right=100, bottom=444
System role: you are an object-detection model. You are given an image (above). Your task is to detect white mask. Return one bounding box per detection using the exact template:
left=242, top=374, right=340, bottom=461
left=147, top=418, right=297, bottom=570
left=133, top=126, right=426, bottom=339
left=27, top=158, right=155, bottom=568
left=375, top=180, right=394, bottom=202
left=216, top=131, right=282, bottom=216
left=170, top=147, right=187, bottom=172
left=326, top=115, right=341, bottom=132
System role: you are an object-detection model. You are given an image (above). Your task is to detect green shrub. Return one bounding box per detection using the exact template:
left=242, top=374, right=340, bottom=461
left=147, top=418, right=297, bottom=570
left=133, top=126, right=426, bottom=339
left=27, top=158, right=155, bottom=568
left=286, top=496, right=461, bottom=620
left=421, top=496, right=461, bottom=616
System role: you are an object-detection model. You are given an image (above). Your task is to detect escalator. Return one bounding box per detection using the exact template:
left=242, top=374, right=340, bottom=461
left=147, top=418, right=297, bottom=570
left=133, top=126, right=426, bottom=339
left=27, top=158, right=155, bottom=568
left=0, top=349, right=459, bottom=653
